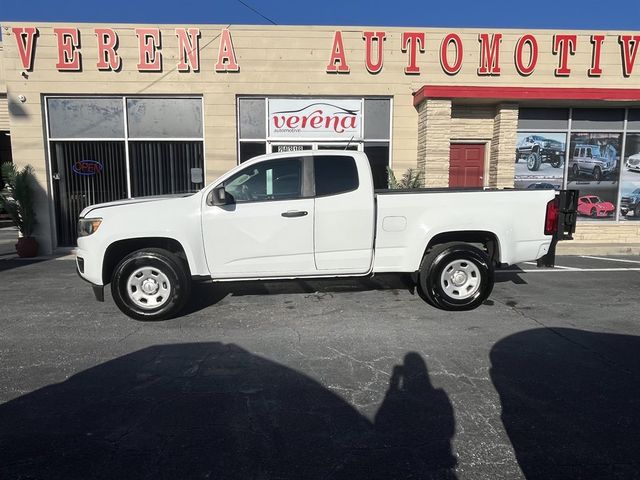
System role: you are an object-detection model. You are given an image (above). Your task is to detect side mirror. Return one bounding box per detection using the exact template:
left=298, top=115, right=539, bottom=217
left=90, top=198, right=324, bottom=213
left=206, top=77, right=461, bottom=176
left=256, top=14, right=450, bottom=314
left=210, top=185, right=232, bottom=206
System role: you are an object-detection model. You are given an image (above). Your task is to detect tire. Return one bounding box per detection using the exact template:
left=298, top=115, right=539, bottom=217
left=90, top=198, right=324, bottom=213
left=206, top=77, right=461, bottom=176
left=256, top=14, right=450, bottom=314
left=590, top=207, right=597, bottom=218
left=418, top=243, right=494, bottom=311
left=111, top=248, right=191, bottom=321
left=526, top=152, right=541, bottom=171
left=593, top=166, right=602, bottom=182
left=636, top=205, right=640, bottom=219
left=550, top=155, right=563, bottom=168
left=572, top=164, right=580, bottom=178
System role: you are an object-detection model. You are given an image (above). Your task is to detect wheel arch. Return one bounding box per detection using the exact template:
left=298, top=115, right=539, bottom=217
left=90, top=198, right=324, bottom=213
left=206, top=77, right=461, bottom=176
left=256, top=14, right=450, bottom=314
left=102, top=237, right=191, bottom=285
left=421, top=231, right=501, bottom=268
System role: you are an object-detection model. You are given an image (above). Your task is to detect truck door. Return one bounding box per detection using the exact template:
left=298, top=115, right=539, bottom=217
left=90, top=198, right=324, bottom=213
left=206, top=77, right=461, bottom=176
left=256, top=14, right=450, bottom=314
left=313, top=154, right=375, bottom=273
left=202, top=156, right=316, bottom=278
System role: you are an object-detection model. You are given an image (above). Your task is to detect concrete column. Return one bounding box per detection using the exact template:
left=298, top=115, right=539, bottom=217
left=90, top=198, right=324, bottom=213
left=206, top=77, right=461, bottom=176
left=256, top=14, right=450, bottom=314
left=489, top=103, right=519, bottom=188
left=416, top=99, right=452, bottom=188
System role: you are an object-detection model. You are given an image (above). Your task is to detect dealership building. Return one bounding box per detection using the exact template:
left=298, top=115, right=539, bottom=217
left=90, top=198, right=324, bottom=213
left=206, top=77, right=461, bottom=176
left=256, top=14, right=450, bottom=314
left=1, top=22, right=640, bottom=254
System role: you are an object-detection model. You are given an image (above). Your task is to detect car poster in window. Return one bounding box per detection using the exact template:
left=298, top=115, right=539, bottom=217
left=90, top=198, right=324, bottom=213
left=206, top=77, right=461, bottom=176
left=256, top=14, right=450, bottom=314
left=514, top=132, right=566, bottom=190
left=568, top=133, right=622, bottom=221
left=619, top=133, right=640, bottom=221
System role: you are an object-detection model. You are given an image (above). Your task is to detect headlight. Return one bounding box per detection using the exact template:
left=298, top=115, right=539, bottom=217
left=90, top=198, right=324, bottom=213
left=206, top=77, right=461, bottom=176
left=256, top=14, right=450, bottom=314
left=77, top=218, right=102, bottom=237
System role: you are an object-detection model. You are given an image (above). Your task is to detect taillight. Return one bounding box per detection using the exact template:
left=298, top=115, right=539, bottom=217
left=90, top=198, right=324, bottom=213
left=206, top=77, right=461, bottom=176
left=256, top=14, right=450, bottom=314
left=544, top=196, right=559, bottom=236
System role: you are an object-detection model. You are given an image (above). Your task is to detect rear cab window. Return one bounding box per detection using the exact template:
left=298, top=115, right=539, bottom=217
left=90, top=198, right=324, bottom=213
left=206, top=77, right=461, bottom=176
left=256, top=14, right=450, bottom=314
left=314, top=155, right=359, bottom=196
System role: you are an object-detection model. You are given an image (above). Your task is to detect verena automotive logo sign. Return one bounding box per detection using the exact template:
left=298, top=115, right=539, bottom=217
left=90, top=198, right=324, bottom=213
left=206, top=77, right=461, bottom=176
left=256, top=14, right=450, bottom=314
left=268, top=99, right=361, bottom=140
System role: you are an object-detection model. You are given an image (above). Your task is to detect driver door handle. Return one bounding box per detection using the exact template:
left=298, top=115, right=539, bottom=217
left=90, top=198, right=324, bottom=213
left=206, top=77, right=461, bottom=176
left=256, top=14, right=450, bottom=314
left=281, top=210, right=308, bottom=218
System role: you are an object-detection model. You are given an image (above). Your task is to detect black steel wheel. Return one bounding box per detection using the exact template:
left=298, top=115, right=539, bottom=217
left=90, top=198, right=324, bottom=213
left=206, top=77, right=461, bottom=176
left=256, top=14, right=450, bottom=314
left=418, top=243, right=494, bottom=311
left=111, top=248, right=191, bottom=321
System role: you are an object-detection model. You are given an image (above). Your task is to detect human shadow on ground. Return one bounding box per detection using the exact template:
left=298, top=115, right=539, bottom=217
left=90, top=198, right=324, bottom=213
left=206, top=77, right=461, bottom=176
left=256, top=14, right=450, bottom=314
left=491, top=328, right=640, bottom=479
left=0, top=344, right=457, bottom=480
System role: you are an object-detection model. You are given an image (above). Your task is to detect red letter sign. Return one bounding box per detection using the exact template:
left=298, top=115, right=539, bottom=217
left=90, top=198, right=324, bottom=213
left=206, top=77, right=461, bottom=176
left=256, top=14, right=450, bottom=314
left=515, top=34, right=538, bottom=76
left=12, top=27, right=38, bottom=71
left=402, top=32, right=425, bottom=74
left=363, top=31, right=386, bottom=74
left=54, top=28, right=81, bottom=71
left=619, top=35, right=640, bottom=77
left=136, top=28, right=162, bottom=71
left=553, top=34, right=577, bottom=76
left=176, top=28, right=201, bottom=72
left=589, top=35, right=605, bottom=77
left=440, top=33, right=463, bottom=75
left=326, top=31, right=350, bottom=73
left=215, top=28, right=239, bottom=72
left=478, top=33, right=502, bottom=75
left=95, top=28, right=121, bottom=71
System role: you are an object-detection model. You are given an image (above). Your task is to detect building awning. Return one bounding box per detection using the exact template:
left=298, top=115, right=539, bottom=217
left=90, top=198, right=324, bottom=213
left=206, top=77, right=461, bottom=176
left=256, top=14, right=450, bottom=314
left=413, top=86, right=640, bottom=107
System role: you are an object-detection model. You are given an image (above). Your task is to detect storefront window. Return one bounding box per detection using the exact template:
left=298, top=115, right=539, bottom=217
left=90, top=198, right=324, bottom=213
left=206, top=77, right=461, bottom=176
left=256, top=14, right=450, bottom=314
left=50, top=141, right=127, bottom=246
left=127, top=98, right=203, bottom=138
left=515, top=109, right=569, bottom=191
left=620, top=110, right=640, bottom=221
left=364, top=143, right=391, bottom=189
left=46, top=96, right=204, bottom=246
left=238, top=98, right=266, bottom=139
left=47, top=98, right=124, bottom=139
left=568, top=133, right=621, bottom=221
left=239, top=142, right=267, bottom=163
left=129, top=141, right=204, bottom=197
left=364, top=99, right=391, bottom=139
left=237, top=96, right=392, bottom=188
left=516, top=108, right=639, bottom=222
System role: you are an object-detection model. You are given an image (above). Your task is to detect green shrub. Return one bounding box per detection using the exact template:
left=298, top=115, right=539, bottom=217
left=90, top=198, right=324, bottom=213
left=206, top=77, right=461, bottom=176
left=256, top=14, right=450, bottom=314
left=0, top=164, right=37, bottom=237
left=386, top=167, right=424, bottom=189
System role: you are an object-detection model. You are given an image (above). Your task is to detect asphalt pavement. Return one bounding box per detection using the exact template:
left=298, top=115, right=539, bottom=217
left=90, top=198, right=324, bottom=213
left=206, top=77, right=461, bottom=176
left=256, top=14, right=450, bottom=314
left=0, top=255, right=639, bottom=479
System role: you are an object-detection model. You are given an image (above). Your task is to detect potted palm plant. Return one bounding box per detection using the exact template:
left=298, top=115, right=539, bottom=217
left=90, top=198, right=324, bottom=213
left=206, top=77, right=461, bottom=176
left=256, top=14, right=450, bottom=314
left=0, top=163, right=38, bottom=257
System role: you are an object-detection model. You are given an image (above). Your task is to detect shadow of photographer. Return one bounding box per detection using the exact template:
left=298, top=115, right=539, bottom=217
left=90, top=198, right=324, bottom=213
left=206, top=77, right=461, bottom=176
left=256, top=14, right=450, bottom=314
left=0, top=343, right=457, bottom=480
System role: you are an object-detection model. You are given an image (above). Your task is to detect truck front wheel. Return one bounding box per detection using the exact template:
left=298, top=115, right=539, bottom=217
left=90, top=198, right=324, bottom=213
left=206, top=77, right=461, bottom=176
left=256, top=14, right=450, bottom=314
left=418, top=243, right=494, bottom=311
left=526, top=152, right=541, bottom=171
left=111, top=248, right=191, bottom=321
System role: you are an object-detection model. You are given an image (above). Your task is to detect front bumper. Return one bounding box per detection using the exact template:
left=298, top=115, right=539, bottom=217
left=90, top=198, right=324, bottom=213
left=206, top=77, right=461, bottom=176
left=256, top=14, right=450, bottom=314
left=75, top=256, right=105, bottom=302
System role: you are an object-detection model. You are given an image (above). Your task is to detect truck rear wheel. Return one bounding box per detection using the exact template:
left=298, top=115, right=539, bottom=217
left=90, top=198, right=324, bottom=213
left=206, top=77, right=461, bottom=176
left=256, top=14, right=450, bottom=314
left=418, top=243, right=494, bottom=311
left=111, top=248, right=191, bottom=321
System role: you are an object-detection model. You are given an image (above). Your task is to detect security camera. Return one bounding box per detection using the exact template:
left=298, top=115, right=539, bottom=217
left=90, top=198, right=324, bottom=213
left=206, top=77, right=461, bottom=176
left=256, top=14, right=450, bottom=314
left=18, top=95, right=27, bottom=103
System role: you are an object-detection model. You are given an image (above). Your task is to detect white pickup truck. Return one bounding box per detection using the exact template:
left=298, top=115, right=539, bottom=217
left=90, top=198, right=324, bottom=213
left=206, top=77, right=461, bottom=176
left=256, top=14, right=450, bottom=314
left=76, top=150, right=577, bottom=320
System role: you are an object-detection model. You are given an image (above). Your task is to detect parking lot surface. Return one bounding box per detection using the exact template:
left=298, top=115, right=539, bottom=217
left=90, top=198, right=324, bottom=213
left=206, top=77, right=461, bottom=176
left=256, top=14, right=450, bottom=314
left=0, top=255, right=639, bottom=479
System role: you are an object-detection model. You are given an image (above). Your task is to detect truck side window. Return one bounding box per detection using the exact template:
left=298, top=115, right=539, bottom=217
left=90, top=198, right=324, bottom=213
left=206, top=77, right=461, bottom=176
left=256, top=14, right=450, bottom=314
left=224, top=158, right=302, bottom=203
left=314, top=155, right=359, bottom=196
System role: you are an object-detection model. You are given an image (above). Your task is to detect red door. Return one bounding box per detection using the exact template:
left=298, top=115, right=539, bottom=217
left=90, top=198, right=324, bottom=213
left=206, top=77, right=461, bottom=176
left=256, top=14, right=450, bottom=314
left=449, top=144, right=485, bottom=188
